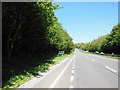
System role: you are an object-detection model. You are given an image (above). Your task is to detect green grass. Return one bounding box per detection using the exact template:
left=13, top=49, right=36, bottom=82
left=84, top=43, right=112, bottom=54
left=2, top=53, right=73, bottom=89
left=86, top=52, right=120, bottom=60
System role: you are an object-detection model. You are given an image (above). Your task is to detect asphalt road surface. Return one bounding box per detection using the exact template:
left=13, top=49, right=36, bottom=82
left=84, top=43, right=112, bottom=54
left=19, top=48, right=118, bottom=88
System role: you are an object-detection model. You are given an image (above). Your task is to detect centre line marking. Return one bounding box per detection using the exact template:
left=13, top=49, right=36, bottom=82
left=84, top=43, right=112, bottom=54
left=50, top=56, right=74, bottom=88
left=71, top=75, right=74, bottom=81
left=69, top=85, right=73, bottom=88
left=73, top=62, right=74, bottom=67
left=74, top=54, right=75, bottom=58
left=72, top=70, right=74, bottom=74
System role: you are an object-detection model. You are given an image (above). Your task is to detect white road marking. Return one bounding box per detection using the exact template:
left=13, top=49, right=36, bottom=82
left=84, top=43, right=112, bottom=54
left=105, top=66, right=118, bottom=74
left=69, top=85, right=73, bottom=88
left=72, top=59, right=74, bottom=64
left=19, top=57, right=69, bottom=88
left=71, top=75, right=74, bottom=81
left=91, top=59, right=95, bottom=62
left=72, top=67, right=74, bottom=70
left=73, top=54, right=75, bottom=66
left=74, top=54, right=75, bottom=58
left=50, top=56, right=74, bottom=88
left=72, top=54, right=75, bottom=67
left=72, top=70, right=74, bottom=74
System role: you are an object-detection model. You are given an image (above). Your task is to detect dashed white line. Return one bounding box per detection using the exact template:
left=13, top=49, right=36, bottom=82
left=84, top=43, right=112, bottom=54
left=105, top=66, right=118, bottom=74
left=74, top=54, right=75, bottom=58
left=71, top=75, right=74, bottom=81
left=50, top=56, right=74, bottom=88
left=72, top=70, right=74, bottom=74
left=72, top=61, right=74, bottom=67
left=70, top=53, right=75, bottom=89
left=69, top=85, right=73, bottom=88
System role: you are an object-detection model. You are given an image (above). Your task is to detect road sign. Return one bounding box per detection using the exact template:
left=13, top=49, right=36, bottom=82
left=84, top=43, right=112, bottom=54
left=58, top=51, right=64, bottom=55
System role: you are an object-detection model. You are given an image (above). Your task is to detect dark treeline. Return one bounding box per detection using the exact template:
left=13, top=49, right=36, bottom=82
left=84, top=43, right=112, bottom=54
left=75, top=24, right=120, bottom=54
left=2, top=2, right=74, bottom=84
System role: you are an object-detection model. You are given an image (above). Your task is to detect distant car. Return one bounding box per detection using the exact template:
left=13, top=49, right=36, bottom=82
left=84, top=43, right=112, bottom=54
left=95, top=51, right=99, bottom=54
left=112, top=53, right=114, bottom=55
left=100, top=52, right=104, bottom=55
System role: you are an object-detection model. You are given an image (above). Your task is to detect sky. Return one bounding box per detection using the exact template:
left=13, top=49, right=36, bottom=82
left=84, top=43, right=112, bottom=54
left=54, top=2, right=118, bottom=43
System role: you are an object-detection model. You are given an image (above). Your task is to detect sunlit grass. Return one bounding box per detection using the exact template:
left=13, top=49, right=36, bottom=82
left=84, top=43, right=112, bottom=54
left=2, top=53, right=73, bottom=89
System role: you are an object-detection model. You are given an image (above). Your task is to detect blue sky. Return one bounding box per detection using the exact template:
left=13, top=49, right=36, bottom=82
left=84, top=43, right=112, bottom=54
left=54, top=2, right=118, bottom=43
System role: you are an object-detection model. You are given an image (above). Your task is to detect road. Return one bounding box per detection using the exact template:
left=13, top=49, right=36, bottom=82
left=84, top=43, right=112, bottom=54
left=19, top=48, right=118, bottom=88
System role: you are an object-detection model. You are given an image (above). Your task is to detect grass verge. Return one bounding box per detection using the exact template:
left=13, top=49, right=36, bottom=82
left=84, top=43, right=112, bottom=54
left=2, top=53, right=73, bottom=89
left=86, top=52, right=120, bottom=60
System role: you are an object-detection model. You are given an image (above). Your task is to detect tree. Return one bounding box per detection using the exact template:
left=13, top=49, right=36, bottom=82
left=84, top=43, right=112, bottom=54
left=101, top=24, right=120, bottom=54
left=2, top=2, right=75, bottom=85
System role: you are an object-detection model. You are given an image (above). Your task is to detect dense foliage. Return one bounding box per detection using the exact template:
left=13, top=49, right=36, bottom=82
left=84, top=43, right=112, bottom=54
left=2, top=2, right=74, bottom=85
left=75, top=35, right=107, bottom=52
left=76, top=24, right=120, bottom=54
left=101, top=24, right=120, bottom=54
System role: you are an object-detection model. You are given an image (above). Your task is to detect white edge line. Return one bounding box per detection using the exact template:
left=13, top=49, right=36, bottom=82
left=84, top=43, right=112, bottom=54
left=105, top=66, right=118, bottom=74
left=50, top=56, right=74, bottom=88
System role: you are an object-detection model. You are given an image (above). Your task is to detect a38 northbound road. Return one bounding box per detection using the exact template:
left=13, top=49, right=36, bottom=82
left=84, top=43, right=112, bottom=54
left=19, top=48, right=118, bottom=88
